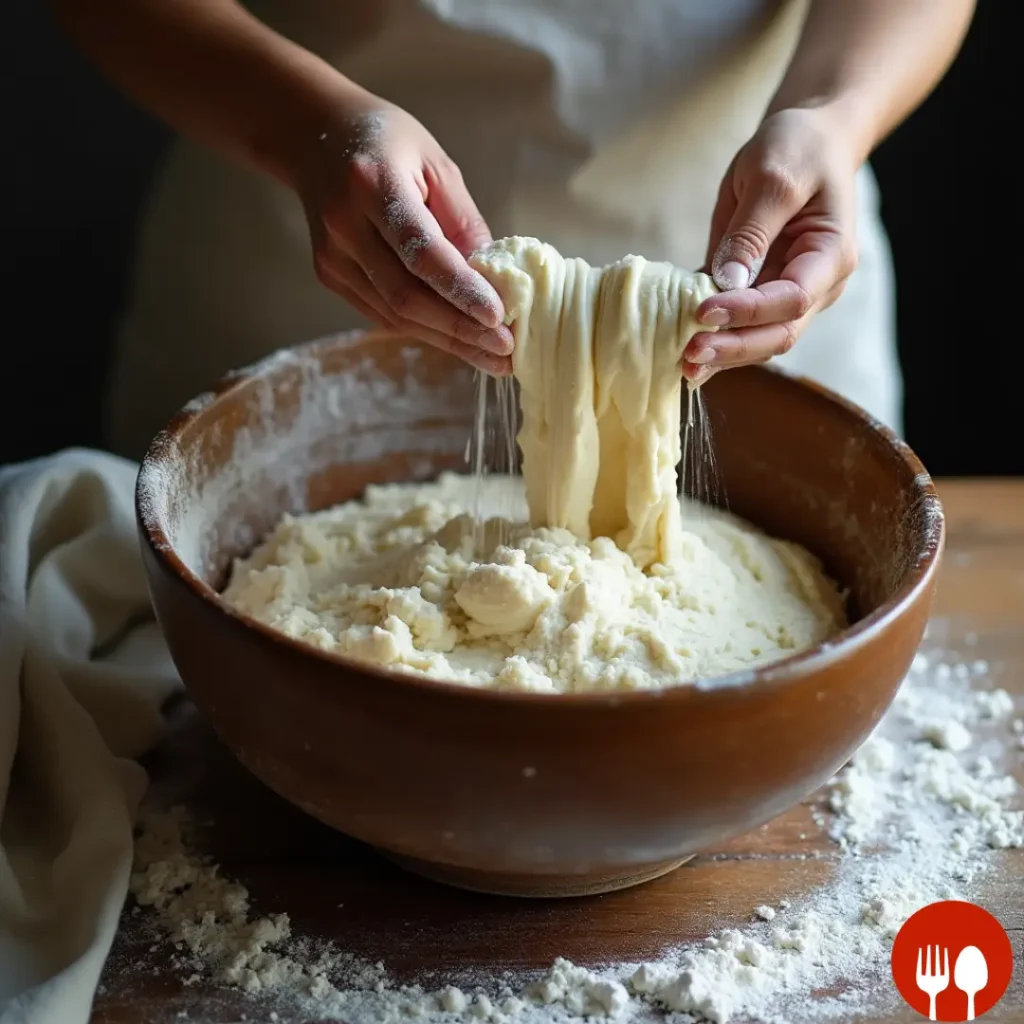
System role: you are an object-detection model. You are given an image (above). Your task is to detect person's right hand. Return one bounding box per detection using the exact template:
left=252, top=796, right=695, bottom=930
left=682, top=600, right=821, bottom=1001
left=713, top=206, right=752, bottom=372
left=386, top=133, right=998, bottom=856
left=299, top=87, right=513, bottom=375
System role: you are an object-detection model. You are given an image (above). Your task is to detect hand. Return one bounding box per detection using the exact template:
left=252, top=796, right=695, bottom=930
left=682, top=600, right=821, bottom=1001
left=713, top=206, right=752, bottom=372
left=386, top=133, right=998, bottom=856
left=299, top=88, right=513, bottom=375
left=683, top=108, right=859, bottom=383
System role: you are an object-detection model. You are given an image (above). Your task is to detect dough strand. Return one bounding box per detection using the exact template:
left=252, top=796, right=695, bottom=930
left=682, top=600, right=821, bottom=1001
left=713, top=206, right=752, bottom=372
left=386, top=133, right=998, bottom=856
left=470, top=237, right=717, bottom=569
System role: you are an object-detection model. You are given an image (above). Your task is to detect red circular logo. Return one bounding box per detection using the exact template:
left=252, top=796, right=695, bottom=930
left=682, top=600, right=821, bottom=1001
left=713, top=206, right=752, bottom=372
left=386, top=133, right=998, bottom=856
left=891, top=900, right=1013, bottom=1021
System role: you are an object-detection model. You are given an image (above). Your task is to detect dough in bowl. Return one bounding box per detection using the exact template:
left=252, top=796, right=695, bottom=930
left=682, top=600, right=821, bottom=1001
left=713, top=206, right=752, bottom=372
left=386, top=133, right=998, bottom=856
left=223, top=238, right=846, bottom=692
left=223, top=474, right=845, bottom=692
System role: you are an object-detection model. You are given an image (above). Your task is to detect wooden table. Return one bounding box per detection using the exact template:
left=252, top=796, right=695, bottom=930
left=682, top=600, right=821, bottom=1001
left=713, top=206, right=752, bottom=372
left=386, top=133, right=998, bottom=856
left=93, top=481, right=1024, bottom=1024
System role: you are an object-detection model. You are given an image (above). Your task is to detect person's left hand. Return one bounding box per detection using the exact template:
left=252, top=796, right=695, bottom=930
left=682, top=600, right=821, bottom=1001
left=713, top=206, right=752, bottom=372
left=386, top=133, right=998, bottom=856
left=683, top=107, right=860, bottom=383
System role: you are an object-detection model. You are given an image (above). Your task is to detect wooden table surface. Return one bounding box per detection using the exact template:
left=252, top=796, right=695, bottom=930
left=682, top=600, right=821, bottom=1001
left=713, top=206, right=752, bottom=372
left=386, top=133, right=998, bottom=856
left=93, top=480, right=1024, bottom=1024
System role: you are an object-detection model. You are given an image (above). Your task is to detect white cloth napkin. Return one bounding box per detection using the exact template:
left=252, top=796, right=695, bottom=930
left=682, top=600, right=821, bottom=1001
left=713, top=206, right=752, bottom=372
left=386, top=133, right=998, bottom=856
left=0, top=450, right=180, bottom=1024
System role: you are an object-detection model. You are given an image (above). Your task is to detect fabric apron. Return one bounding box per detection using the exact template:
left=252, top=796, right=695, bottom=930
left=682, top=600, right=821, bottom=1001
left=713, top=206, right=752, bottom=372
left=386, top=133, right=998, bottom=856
left=107, top=0, right=901, bottom=458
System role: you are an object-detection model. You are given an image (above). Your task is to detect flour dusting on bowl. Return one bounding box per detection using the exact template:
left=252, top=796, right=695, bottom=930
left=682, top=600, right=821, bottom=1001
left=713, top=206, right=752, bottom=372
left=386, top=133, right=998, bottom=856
left=137, top=334, right=475, bottom=584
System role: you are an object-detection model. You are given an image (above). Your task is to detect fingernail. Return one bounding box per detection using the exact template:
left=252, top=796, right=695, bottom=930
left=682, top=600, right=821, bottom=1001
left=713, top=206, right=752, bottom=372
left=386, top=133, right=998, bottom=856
left=688, top=365, right=716, bottom=387
left=699, top=306, right=731, bottom=328
left=477, top=325, right=514, bottom=356
left=687, top=343, right=717, bottom=365
left=714, top=261, right=750, bottom=291
left=478, top=354, right=513, bottom=377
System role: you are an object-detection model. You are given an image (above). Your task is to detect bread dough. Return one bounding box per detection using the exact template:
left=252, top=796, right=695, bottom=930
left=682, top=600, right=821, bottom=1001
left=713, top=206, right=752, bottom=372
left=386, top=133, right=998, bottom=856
left=223, top=237, right=845, bottom=692
left=223, top=474, right=845, bottom=692
left=469, top=237, right=717, bottom=569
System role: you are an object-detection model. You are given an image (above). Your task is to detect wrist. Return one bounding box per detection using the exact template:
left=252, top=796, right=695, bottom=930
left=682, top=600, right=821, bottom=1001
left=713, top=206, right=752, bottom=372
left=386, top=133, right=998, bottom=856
left=763, top=94, right=879, bottom=168
left=247, top=70, right=365, bottom=190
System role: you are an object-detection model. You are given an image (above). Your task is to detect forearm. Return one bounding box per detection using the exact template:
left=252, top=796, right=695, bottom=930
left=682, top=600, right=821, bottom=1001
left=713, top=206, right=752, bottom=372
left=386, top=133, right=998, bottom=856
left=51, top=0, right=358, bottom=187
left=768, top=0, right=976, bottom=163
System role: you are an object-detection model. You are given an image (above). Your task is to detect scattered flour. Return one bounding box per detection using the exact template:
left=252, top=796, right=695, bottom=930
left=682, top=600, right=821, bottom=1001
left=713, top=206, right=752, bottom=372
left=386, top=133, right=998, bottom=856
left=130, top=807, right=385, bottom=1000
left=125, top=639, right=1021, bottom=1023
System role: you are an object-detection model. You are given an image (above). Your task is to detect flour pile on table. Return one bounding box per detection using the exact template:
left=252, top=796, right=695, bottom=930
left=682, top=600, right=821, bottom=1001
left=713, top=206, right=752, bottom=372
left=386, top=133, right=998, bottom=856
left=122, top=635, right=1022, bottom=1023
left=223, top=473, right=845, bottom=693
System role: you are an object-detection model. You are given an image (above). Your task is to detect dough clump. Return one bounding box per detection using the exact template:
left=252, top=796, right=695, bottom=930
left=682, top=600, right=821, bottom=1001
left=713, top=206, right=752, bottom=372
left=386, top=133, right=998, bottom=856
left=224, top=239, right=846, bottom=693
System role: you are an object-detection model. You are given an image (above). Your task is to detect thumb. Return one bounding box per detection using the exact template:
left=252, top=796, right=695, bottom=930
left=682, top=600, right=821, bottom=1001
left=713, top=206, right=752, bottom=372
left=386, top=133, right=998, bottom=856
left=711, top=172, right=802, bottom=291
left=427, top=161, right=493, bottom=257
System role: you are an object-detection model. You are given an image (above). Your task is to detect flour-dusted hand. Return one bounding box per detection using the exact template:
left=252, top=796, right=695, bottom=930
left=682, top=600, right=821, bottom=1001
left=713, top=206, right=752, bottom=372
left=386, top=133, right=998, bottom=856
left=301, top=90, right=514, bottom=374
left=683, top=108, right=858, bottom=382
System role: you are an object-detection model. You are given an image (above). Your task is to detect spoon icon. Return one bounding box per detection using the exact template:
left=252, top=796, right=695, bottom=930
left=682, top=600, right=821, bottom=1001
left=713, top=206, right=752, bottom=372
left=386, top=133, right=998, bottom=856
left=954, top=945, right=988, bottom=1020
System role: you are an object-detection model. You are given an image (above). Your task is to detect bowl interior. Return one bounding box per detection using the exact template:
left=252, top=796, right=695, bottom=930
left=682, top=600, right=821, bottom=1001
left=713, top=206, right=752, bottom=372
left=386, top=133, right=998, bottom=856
left=138, top=332, right=941, bottom=642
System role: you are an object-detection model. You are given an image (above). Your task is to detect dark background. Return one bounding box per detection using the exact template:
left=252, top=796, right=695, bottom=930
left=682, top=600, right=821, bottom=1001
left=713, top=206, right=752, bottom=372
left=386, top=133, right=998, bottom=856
left=4, top=0, right=1019, bottom=474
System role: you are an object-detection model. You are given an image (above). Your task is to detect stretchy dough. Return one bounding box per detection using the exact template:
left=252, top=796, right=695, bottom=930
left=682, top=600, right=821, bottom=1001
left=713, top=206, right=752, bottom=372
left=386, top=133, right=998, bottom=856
left=470, top=237, right=717, bottom=569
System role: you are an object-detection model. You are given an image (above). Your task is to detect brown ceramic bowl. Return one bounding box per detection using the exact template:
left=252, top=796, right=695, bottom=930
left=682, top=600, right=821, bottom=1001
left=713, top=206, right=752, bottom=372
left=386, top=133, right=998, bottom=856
left=137, top=331, right=943, bottom=897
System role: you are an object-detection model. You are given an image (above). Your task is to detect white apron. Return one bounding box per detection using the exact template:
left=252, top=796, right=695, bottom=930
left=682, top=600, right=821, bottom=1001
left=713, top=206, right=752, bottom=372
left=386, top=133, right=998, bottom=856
left=107, top=0, right=901, bottom=458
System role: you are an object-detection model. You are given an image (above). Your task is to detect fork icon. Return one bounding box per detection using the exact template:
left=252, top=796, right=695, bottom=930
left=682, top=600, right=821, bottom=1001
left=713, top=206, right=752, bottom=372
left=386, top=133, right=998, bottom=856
left=916, top=945, right=950, bottom=1020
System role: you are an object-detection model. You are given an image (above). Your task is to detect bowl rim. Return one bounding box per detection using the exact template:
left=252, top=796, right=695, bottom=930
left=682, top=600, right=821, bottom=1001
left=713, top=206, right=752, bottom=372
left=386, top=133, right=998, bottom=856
left=136, top=330, right=945, bottom=706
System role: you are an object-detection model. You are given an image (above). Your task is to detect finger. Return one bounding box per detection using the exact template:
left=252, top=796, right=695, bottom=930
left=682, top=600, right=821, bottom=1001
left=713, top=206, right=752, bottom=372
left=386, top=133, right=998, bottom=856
left=681, top=362, right=721, bottom=387
left=320, top=245, right=512, bottom=374
left=820, top=279, right=846, bottom=312
left=698, top=226, right=853, bottom=328
left=780, top=241, right=855, bottom=312
left=361, top=174, right=506, bottom=328
left=712, top=166, right=807, bottom=291
left=696, top=279, right=812, bottom=330
left=425, top=159, right=494, bottom=256
left=405, top=322, right=513, bottom=376
left=331, top=280, right=393, bottom=327
left=684, top=321, right=803, bottom=368
left=313, top=249, right=398, bottom=327
left=352, top=222, right=514, bottom=355
left=327, top=258, right=512, bottom=374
